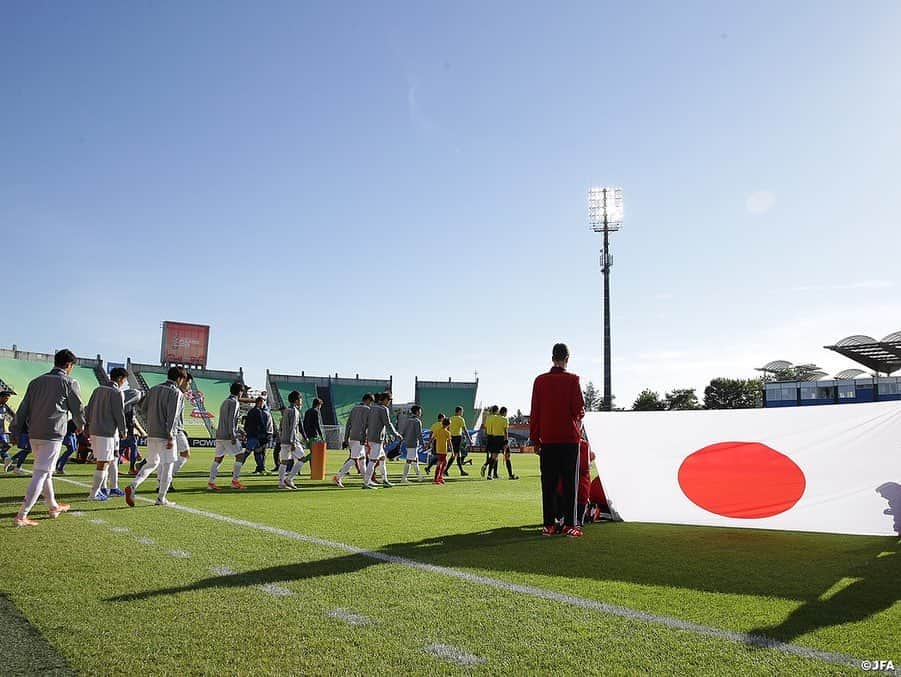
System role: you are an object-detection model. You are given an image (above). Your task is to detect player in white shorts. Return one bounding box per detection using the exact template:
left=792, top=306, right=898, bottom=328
left=400, top=405, right=427, bottom=482
left=86, top=367, right=129, bottom=500
left=333, top=393, right=373, bottom=487
left=125, top=366, right=188, bottom=507
left=363, top=392, right=402, bottom=489
left=207, top=382, right=248, bottom=491
left=167, top=373, right=193, bottom=490
left=13, top=349, right=85, bottom=527
left=278, top=390, right=311, bottom=489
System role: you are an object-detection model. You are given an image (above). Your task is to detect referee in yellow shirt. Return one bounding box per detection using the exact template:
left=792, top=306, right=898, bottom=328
left=444, top=406, right=472, bottom=477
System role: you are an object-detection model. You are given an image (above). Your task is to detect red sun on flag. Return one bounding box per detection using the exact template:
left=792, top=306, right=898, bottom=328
left=677, top=442, right=806, bottom=519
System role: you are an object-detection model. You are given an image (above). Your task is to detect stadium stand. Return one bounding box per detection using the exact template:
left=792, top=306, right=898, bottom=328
left=0, top=346, right=105, bottom=412
left=267, top=372, right=390, bottom=447
left=331, top=375, right=391, bottom=430
left=127, top=359, right=244, bottom=446
left=415, top=377, right=480, bottom=430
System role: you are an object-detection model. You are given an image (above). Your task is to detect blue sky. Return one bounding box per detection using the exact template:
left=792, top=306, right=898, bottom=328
left=2, top=1, right=900, bottom=411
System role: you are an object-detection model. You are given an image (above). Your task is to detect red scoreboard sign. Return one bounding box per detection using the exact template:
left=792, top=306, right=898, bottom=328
left=160, top=321, right=210, bottom=367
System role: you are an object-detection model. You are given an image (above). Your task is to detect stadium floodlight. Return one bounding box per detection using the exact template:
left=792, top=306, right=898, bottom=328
left=587, top=187, right=624, bottom=411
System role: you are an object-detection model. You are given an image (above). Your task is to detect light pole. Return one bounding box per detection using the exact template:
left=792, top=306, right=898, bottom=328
left=588, top=187, right=623, bottom=411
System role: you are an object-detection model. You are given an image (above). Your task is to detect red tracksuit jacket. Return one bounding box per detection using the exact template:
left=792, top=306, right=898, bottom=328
left=529, top=367, right=585, bottom=445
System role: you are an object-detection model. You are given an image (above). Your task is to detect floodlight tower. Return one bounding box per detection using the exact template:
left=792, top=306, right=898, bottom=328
left=588, top=187, right=623, bottom=411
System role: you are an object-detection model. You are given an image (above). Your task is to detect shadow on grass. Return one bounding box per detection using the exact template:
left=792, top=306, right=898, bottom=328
left=104, top=521, right=900, bottom=644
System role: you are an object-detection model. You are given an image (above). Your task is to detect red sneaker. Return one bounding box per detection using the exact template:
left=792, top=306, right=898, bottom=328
left=14, top=516, right=39, bottom=527
left=125, top=485, right=135, bottom=507
left=48, top=503, right=71, bottom=519
left=563, top=526, right=584, bottom=538
left=541, top=525, right=558, bottom=536
left=207, top=482, right=222, bottom=492
left=230, top=481, right=247, bottom=490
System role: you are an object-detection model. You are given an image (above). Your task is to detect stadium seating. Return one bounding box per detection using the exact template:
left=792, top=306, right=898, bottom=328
left=0, top=350, right=104, bottom=413
left=415, top=378, right=480, bottom=429
left=129, top=361, right=243, bottom=442
left=330, top=377, right=390, bottom=430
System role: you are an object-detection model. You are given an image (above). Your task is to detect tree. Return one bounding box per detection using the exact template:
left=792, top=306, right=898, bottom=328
left=665, top=388, right=701, bottom=410
left=582, top=381, right=602, bottom=412
left=770, top=364, right=825, bottom=382
left=632, top=389, right=666, bottom=411
left=703, top=377, right=763, bottom=409
left=509, top=409, right=527, bottom=424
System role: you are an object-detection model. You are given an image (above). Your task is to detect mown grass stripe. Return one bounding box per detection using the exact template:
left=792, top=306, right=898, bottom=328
left=0, top=593, right=75, bottom=677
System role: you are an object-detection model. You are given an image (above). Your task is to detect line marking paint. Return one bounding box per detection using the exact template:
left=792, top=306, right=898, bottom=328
left=423, top=643, right=485, bottom=667
left=166, top=550, right=191, bottom=559
left=51, top=475, right=868, bottom=670
left=110, top=527, right=130, bottom=534
left=209, top=565, right=237, bottom=576
left=326, top=609, right=373, bottom=626
left=258, top=583, right=293, bottom=597
left=134, top=536, right=155, bottom=546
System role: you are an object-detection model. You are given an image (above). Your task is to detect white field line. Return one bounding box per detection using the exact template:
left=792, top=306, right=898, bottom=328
left=326, top=608, right=373, bottom=626
left=423, top=643, right=485, bottom=667
left=50, top=475, right=867, bottom=671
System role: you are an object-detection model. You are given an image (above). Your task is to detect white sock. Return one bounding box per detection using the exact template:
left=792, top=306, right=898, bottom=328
left=173, top=456, right=188, bottom=476
left=414, top=461, right=423, bottom=479
left=287, top=460, right=303, bottom=481
left=90, top=469, right=107, bottom=497
left=363, top=460, right=376, bottom=484
left=133, top=462, right=158, bottom=489
left=278, top=465, right=286, bottom=484
left=403, top=463, right=410, bottom=479
left=337, top=458, right=354, bottom=479
left=380, top=462, right=388, bottom=482
left=232, top=460, right=243, bottom=482
left=157, top=462, right=173, bottom=501
left=209, top=461, right=221, bottom=483
left=108, top=462, right=119, bottom=490
left=19, top=470, right=49, bottom=517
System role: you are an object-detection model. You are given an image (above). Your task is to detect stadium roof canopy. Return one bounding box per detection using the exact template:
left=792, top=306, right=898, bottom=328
left=825, top=331, right=901, bottom=375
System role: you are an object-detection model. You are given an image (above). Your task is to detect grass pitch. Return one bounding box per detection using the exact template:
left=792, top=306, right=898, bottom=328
left=1, top=451, right=898, bottom=676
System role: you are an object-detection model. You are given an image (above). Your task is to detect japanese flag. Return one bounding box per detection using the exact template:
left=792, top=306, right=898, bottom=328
left=583, top=401, right=901, bottom=536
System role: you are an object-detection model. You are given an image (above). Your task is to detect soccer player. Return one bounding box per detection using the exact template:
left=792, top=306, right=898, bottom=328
left=12, top=349, right=85, bottom=527
left=363, top=392, right=402, bottom=489
left=445, top=406, right=472, bottom=477
left=123, top=387, right=144, bottom=474
left=0, top=390, right=16, bottom=468
left=432, top=416, right=452, bottom=485
left=333, top=393, right=373, bottom=487
left=424, top=413, right=446, bottom=474
left=278, top=390, right=311, bottom=489
left=125, top=366, right=187, bottom=507
left=400, top=404, right=426, bottom=483
left=86, top=367, right=129, bottom=501
left=167, top=373, right=193, bottom=490
left=208, top=382, right=248, bottom=491
left=530, top=343, right=586, bottom=538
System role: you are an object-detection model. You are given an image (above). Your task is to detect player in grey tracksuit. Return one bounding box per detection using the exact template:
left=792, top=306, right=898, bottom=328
left=333, top=393, right=374, bottom=487
left=13, top=349, right=86, bottom=526
left=126, top=366, right=188, bottom=507
left=363, top=392, right=402, bottom=488
left=86, top=367, right=128, bottom=500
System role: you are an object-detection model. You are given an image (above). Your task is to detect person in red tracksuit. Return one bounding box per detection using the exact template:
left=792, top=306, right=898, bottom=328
left=530, top=343, right=586, bottom=537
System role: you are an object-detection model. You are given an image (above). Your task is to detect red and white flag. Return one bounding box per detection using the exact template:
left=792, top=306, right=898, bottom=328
left=583, top=401, right=901, bottom=536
